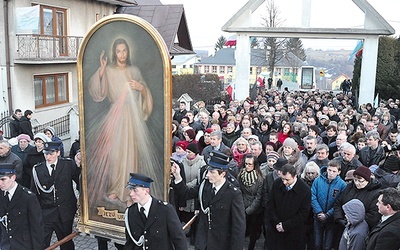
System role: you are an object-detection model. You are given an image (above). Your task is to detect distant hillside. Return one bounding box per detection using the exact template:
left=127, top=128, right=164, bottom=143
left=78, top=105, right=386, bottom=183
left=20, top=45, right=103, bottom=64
left=305, top=49, right=355, bottom=79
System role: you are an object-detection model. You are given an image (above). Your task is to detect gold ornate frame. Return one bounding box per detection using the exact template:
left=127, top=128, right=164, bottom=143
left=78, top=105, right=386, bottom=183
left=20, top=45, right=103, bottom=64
left=76, top=14, right=171, bottom=243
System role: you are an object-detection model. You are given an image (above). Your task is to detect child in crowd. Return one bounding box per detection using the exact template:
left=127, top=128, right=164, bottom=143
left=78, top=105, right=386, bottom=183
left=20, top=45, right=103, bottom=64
left=339, top=199, right=369, bottom=250
left=171, top=141, right=187, bottom=163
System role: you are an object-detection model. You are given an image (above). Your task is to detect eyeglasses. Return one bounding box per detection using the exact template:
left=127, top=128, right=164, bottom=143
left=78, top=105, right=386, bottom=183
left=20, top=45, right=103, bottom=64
left=306, top=172, right=317, bottom=175
left=353, top=178, right=366, bottom=183
left=245, top=162, right=253, bottom=165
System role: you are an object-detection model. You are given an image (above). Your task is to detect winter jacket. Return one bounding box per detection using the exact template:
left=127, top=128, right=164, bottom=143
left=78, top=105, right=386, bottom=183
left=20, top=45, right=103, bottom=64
left=312, top=166, right=347, bottom=218
left=238, top=171, right=264, bottom=215
left=222, top=131, right=239, bottom=148
left=359, top=145, right=385, bottom=167
left=373, top=167, right=400, bottom=188
left=339, top=199, right=369, bottom=250
left=334, top=179, right=381, bottom=229
left=278, top=146, right=307, bottom=176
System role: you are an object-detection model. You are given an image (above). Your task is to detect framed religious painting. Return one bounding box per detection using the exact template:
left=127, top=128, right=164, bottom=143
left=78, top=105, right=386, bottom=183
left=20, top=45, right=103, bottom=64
left=77, top=14, right=172, bottom=243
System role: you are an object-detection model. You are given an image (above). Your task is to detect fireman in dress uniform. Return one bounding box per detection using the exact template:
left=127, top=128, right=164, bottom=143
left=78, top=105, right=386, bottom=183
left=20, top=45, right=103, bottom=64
left=0, top=163, right=43, bottom=250
left=124, top=173, right=187, bottom=250
left=171, top=150, right=246, bottom=250
left=31, top=141, right=80, bottom=250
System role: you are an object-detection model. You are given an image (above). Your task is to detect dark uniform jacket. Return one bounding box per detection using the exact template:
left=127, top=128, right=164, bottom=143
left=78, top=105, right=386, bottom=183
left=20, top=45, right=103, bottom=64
left=31, top=158, right=80, bottom=223
left=267, top=177, right=311, bottom=250
left=366, top=212, right=400, bottom=250
left=174, top=178, right=245, bottom=250
left=23, top=147, right=46, bottom=187
left=0, top=184, right=43, bottom=250
left=124, top=197, right=187, bottom=250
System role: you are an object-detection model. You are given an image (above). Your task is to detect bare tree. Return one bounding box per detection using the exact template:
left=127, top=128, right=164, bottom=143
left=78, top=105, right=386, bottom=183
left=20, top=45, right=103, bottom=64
left=261, top=0, right=287, bottom=78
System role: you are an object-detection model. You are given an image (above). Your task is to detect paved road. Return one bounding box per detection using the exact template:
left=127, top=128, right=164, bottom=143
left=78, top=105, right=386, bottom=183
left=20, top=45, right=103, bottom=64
left=51, top=232, right=265, bottom=249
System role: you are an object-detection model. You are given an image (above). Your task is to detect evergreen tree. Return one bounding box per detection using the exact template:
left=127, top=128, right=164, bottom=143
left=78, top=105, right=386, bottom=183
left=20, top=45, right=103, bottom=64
left=286, top=38, right=307, bottom=61
left=214, top=36, right=227, bottom=52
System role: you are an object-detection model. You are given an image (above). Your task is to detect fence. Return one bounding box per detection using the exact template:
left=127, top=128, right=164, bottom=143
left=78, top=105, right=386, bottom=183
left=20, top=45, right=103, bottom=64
left=0, top=111, right=70, bottom=139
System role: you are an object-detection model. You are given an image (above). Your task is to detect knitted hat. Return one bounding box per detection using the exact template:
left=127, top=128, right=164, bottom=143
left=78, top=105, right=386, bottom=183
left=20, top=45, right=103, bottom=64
left=283, top=138, right=297, bottom=150
left=44, top=126, right=55, bottom=136
left=205, top=128, right=213, bottom=134
left=267, top=151, right=279, bottom=161
left=17, top=134, right=31, bottom=142
left=186, top=142, right=199, bottom=154
left=383, top=155, right=400, bottom=172
left=176, top=141, right=187, bottom=151
left=34, top=132, right=51, bottom=143
left=273, top=158, right=288, bottom=171
left=247, top=135, right=259, bottom=141
left=185, top=128, right=196, bottom=140
left=353, top=166, right=371, bottom=182
left=345, top=170, right=355, bottom=181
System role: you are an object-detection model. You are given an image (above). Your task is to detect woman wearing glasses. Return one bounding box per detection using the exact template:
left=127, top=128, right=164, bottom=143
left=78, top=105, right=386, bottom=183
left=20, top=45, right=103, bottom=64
left=238, top=154, right=264, bottom=250
left=333, top=166, right=382, bottom=248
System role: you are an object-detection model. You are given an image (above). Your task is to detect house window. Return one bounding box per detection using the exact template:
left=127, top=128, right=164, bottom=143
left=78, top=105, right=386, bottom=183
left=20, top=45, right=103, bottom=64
left=256, top=67, right=261, bottom=75
left=220, top=66, right=225, bottom=73
left=284, top=68, right=290, bottom=76
left=183, top=65, right=186, bottom=69
left=250, top=67, right=253, bottom=74
left=212, top=66, right=217, bottom=73
left=37, top=5, right=68, bottom=56
left=228, top=66, right=233, bottom=73
left=34, top=73, right=69, bottom=108
left=205, top=66, right=210, bottom=73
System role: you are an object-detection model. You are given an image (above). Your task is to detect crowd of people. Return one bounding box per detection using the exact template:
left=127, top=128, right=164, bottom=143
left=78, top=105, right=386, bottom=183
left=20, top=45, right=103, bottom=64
left=171, top=87, right=400, bottom=250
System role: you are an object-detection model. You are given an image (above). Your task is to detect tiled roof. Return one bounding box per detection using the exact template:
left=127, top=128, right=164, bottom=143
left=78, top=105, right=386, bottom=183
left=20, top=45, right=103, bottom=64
left=117, top=4, right=193, bottom=55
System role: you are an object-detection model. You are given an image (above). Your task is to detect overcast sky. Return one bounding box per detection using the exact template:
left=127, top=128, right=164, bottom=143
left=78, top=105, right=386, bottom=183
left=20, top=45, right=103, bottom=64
left=161, top=0, right=400, bottom=53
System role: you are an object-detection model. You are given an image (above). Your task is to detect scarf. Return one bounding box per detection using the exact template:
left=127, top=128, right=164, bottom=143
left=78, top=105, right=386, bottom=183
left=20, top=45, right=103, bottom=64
left=240, top=170, right=257, bottom=187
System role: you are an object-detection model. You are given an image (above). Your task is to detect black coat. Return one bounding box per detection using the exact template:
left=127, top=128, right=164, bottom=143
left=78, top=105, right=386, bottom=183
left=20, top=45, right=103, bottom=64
left=9, top=115, right=20, bottom=138
left=124, top=197, right=187, bottom=250
left=334, top=180, right=381, bottom=229
left=22, top=147, right=46, bottom=188
left=174, top=178, right=245, bottom=250
left=0, top=184, right=43, bottom=250
left=267, top=177, right=311, bottom=250
left=0, top=151, right=23, bottom=183
left=31, top=158, right=80, bottom=223
left=19, top=116, right=34, bottom=139
left=366, top=212, right=400, bottom=250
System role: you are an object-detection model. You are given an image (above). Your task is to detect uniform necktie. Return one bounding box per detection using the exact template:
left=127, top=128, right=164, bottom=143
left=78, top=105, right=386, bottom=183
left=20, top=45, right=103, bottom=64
left=286, top=186, right=291, bottom=191
left=5, top=191, right=10, bottom=206
left=140, top=207, right=147, bottom=224
left=50, top=164, right=55, bottom=176
left=211, top=187, right=216, bottom=199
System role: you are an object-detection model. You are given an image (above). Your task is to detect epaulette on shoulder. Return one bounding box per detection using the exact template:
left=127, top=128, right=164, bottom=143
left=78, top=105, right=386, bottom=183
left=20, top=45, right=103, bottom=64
left=21, top=186, right=34, bottom=195
left=157, top=200, right=169, bottom=206
left=60, top=157, right=73, bottom=161
left=228, top=183, right=239, bottom=192
left=33, top=162, right=45, bottom=168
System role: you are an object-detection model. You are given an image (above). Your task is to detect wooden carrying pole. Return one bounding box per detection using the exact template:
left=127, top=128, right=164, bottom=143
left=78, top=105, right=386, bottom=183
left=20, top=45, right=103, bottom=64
left=45, top=231, right=80, bottom=250
left=182, top=214, right=198, bottom=231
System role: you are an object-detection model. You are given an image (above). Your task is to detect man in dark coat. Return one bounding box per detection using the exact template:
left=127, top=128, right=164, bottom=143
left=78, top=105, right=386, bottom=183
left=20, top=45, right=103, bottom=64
left=171, top=150, right=246, bottom=250
left=201, top=130, right=230, bottom=163
left=266, top=163, right=311, bottom=250
left=9, top=109, right=22, bottom=138
left=124, top=173, right=187, bottom=250
left=31, top=141, right=80, bottom=250
left=19, top=110, right=34, bottom=140
left=366, top=187, right=400, bottom=250
left=0, top=163, right=43, bottom=250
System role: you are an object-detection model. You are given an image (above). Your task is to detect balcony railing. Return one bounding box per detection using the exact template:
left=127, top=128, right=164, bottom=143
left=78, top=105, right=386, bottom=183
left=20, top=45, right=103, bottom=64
left=16, top=34, right=83, bottom=61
